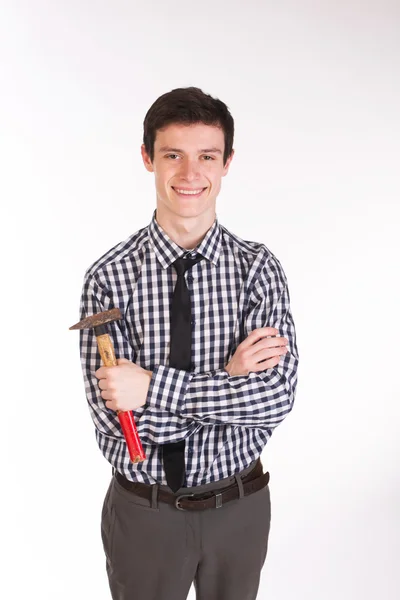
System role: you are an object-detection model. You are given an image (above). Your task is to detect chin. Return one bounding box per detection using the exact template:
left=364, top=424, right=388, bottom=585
left=159, top=192, right=215, bottom=215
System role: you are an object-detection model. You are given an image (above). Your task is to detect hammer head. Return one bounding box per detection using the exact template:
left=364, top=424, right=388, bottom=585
left=69, top=307, right=122, bottom=330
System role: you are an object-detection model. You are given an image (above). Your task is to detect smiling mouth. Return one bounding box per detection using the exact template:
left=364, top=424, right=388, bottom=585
left=172, top=187, right=207, bottom=197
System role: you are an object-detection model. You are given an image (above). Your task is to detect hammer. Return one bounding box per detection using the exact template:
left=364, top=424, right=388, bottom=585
left=69, top=307, right=146, bottom=464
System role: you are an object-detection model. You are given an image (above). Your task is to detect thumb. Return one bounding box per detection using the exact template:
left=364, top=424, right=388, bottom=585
left=116, top=357, right=131, bottom=365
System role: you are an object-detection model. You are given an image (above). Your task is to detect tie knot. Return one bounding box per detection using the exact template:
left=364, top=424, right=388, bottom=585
left=173, top=254, right=204, bottom=276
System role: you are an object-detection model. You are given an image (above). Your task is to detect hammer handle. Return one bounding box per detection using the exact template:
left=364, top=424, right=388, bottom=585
left=96, top=333, right=146, bottom=464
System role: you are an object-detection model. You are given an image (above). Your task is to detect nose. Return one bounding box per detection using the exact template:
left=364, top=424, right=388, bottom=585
left=179, top=158, right=201, bottom=182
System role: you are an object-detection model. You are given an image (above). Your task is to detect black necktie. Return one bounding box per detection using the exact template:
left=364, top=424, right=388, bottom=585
left=161, top=253, right=204, bottom=492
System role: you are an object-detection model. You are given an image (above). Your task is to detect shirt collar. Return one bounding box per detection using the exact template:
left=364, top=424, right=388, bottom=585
left=148, top=208, right=222, bottom=269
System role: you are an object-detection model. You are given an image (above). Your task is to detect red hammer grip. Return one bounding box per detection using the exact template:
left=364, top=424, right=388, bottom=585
left=117, top=410, right=146, bottom=463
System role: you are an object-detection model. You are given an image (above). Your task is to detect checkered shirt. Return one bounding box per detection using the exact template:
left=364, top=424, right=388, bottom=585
left=78, top=209, right=299, bottom=486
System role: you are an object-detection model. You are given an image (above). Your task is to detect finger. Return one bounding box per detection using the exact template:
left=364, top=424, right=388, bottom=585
left=242, top=327, right=279, bottom=349
left=254, top=353, right=282, bottom=370
left=260, top=337, right=287, bottom=348
left=253, top=345, right=288, bottom=361
left=100, top=389, right=113, bottom=400
left=95, top=366, right=107, bottom=379
left=116, top=358, right=131, bottom=365
left=249, top=337, right=288, bottom=355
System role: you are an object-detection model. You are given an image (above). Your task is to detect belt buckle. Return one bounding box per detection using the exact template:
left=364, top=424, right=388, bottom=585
left=175, top=493, right=195, bottom=511
left=175, top=491, right=223, bottom=511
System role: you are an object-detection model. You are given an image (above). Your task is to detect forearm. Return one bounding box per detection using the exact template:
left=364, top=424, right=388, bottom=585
left=146, top=354, right=298, bottom=431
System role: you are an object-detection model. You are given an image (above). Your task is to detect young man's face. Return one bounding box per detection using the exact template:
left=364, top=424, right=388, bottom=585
left=141, top=122, right=234, bottom=221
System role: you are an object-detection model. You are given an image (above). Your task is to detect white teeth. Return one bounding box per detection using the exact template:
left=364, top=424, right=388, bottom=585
left=174, top=188, right=204, bottom=195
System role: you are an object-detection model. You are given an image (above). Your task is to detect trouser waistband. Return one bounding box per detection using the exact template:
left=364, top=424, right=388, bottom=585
left=113, top=458, right=268, bottom=511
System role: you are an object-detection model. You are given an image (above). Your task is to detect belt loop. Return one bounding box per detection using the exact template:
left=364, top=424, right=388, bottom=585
left=112, top=466, right=115, bottom=477
left=234, top=473, right=244, bottom=499
left=151, top=483, right=159, bottom=509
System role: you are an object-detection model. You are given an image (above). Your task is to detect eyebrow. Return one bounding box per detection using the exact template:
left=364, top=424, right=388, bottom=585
left=158, top=146, right=222, bottom=154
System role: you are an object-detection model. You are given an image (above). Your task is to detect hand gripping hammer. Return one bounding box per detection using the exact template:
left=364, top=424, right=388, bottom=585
left=69, top=307, right=146, bottom=463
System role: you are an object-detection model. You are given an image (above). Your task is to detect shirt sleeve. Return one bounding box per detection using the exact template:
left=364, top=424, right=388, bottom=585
left=78, top=270, right=199, bottom=445
left=145, top=253, right=299, bottom=432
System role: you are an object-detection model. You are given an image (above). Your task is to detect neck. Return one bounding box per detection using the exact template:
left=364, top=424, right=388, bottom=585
left=155, top=205, right=216, bottom=250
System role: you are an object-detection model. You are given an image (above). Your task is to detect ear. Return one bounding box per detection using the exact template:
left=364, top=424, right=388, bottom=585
left=222, top=149, right=235, bottom=177
left=141, top=144, right=154, bottom=173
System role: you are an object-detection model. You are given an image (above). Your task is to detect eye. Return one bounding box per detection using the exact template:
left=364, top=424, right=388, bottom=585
left=165, top=154, right=179, bottom=159
left=202, top=155, right=215, bottom=161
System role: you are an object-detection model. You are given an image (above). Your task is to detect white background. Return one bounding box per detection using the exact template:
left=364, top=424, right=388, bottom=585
left=1, top=1, right=399, bottom=599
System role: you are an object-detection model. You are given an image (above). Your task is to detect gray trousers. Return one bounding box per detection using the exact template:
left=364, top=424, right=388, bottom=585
left=101, top=460, right=271, bottom=600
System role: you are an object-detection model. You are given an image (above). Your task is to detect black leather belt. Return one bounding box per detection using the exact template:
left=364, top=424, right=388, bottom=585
left=114, top=459, right=270, bottom=511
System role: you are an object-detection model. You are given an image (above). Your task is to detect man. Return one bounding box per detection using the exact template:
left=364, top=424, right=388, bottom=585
left=78, top=86, right=299, bottom=600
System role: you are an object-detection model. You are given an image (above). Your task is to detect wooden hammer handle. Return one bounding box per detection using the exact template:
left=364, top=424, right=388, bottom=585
left=96, top=333, right=146, bottom=464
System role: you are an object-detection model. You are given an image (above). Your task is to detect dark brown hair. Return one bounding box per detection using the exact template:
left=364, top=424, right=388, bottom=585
left=143, top=87, right=234, bottom=167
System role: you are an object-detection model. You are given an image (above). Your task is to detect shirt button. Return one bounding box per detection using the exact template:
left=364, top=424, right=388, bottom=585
left=188, top=447, right=193, bottom=454
left=187, top=275, right=193, bottom=282
left=191, top=319, right=196, bottom=326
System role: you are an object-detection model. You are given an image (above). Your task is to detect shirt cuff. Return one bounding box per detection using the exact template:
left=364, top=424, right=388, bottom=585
left=145, top=364, right=191, bottom=413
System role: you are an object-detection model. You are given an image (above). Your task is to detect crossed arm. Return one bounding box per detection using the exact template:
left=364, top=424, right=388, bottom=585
left=79, top=257, right=299, bottom=444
